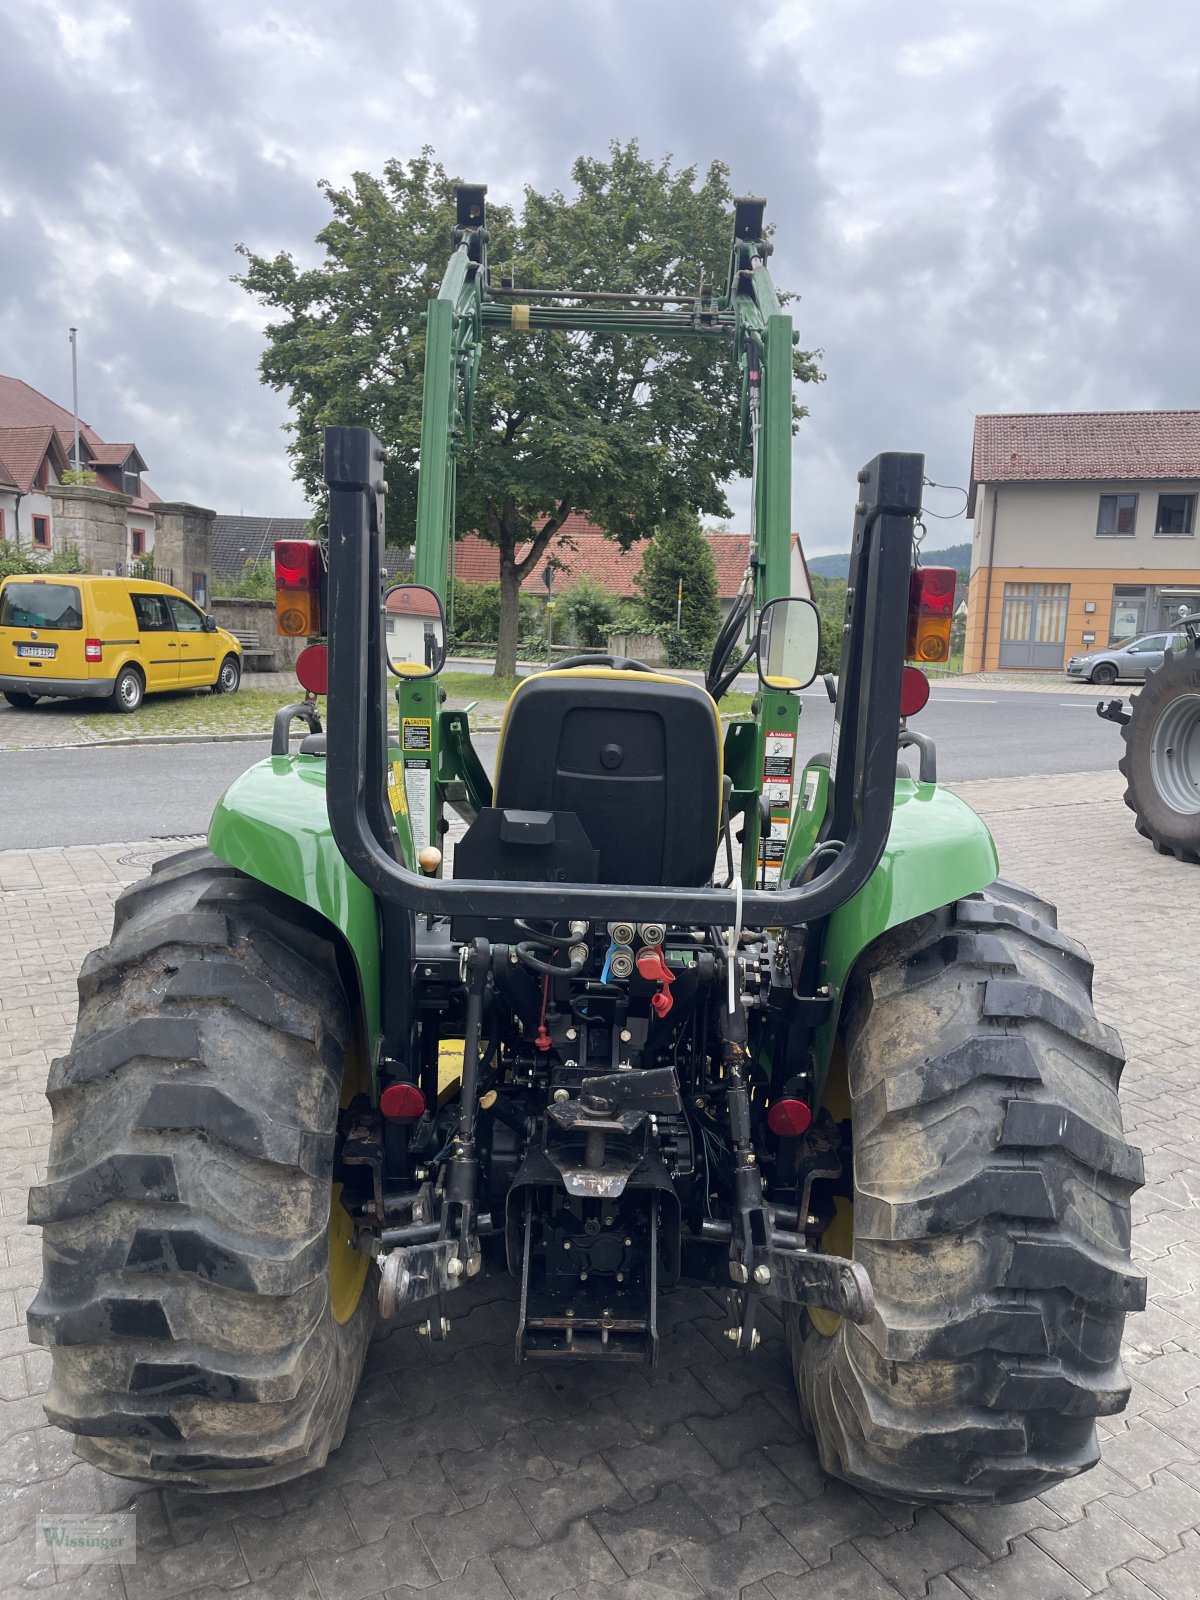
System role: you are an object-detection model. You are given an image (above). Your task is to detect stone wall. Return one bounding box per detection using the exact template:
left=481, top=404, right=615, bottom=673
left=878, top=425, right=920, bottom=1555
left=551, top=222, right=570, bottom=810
left=210, top=597, right=302, bottom=672
left=48, top=485, right=132, bottom=572
left=606, top=631, right=667, bottom=664
left=154, top=502, right=216, bottom=607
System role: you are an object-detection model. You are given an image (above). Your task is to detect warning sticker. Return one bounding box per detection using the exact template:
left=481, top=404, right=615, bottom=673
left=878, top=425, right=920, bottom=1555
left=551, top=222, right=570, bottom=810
left=801, top=770, right=821, bottom=812
left=401, top=717, right=433, bottom=753
left=404, top=758, right=431, bottom=850
left=387, top=758, right=408, bottom=818
left=758, top=728, right=797, bottom=886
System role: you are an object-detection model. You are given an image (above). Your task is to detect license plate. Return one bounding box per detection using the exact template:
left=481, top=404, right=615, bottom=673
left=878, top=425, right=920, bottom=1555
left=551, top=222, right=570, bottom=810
left=16, top=644, right=56, bottom=659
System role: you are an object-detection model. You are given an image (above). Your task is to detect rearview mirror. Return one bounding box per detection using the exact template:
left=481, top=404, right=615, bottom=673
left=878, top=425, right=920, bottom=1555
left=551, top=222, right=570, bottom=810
left=757, top=597, right=820, bottom=691
left=384, top=584, right=447, bottom=678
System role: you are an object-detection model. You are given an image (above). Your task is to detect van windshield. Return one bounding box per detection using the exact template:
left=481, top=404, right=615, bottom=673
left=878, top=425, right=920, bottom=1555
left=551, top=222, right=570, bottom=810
left=0, top=583, right=84, bottom=630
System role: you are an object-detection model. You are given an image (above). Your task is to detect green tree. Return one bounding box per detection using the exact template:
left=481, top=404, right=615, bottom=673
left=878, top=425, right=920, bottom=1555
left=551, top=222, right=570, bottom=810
left=561, top=576, right=617, bottom=649
left=237, top=142, right=821, bottom=678
left=810, top=574, right=847, bottom=675
left=636, top=511, right=722, bottom=666
left=214, top=559, right=276, bottom=600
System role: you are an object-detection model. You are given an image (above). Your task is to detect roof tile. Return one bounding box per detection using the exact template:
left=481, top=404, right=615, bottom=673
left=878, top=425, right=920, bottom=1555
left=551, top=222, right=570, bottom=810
left=972, top=411, right=1200, bottom=486
left=451, top=515, right=756, bottom=598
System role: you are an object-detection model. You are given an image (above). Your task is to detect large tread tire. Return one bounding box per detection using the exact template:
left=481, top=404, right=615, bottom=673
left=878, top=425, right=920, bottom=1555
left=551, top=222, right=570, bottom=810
left=1119, top=635, right=1200, bottom=863
left=788, top=879, right=1145, bottom=1505
left=27, top=847, right=376, bottom=1491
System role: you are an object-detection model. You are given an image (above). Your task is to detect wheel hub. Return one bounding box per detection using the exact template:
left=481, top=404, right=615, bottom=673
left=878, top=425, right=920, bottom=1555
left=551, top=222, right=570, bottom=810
left=1150, top=692, right=1200, bottom=815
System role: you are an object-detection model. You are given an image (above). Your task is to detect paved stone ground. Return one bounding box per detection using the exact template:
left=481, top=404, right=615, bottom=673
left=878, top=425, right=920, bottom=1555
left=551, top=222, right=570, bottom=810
left=1, top=770, right=1198, bottom=1598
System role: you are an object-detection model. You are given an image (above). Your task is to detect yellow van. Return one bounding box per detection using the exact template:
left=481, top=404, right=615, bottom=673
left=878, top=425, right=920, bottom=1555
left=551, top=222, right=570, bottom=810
left=0, top=574, right=243, bottom=712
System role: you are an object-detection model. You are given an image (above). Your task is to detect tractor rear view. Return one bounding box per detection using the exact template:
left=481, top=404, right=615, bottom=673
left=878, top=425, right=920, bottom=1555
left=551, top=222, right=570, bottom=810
left=30, top=189, right=1145, bottom=1505
left=1100, top=612, right=1200, bottom=861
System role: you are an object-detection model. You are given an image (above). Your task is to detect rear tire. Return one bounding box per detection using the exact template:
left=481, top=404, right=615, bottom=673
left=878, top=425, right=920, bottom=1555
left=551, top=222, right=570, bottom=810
left=1119, top=635, right=1200, bottom=862
left=213, top=654, right=241, bottom=695
left=109, top=665, right=144, bottom=713
left=27, top=847, right=376, bottom=1490
left=788, top=879, right=1145, bottom=1504
left=3, top=691, right=39, bottom=708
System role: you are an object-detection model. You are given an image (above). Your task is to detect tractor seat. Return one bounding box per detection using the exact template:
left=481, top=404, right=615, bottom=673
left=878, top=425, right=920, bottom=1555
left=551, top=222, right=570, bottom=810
left=492, top=668, right=723, bottom=886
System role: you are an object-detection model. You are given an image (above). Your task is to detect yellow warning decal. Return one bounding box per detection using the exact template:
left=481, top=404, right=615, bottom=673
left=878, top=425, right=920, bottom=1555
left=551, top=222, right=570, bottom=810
left=511, top=303, right=530, bottom=332
left=387, top=758, right=408, bottom=817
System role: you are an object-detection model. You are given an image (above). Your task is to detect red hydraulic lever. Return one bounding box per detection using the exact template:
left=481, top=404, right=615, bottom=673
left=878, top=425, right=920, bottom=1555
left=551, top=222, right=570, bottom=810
left=636, top=946, right=676, bottom=1018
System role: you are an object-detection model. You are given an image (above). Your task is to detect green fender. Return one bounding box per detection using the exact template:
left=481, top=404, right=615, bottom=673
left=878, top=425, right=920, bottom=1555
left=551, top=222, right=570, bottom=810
left=207, top=753, right=383, bottom=1055
left=784, top=763, right=1000, bottom=1093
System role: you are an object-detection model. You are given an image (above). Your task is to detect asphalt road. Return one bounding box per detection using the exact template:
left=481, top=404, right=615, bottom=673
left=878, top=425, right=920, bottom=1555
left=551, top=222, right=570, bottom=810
left=0, top=685, right=1124, bottom=851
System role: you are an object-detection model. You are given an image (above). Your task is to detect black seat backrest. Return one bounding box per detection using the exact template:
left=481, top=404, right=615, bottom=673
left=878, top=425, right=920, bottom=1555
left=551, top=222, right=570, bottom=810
left=492, top=668, right=723, bottom=886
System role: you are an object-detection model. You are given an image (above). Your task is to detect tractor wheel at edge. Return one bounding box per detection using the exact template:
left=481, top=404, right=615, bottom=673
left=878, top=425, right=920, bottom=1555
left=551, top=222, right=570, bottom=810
left=27, top=846, right=376, bottom=1490
left=1119, top=634, right=1200, bottom=863
left=787, top=879, right=1145, bottom=1504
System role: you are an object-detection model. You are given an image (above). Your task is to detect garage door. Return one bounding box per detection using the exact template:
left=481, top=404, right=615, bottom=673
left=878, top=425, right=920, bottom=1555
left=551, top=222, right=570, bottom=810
left=999, top=583, right=1070, bottom=669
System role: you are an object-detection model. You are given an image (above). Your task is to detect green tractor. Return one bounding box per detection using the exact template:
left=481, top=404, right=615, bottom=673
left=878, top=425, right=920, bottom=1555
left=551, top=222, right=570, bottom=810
left=30, top=191, right=1144, bottom=1503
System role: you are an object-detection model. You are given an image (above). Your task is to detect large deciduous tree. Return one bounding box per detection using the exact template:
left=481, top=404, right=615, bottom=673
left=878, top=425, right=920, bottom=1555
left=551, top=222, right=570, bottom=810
left=237, top=142, right=821, bottom=678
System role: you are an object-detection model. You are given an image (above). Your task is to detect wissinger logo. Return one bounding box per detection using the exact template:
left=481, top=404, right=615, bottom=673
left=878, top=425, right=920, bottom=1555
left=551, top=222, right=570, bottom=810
left=37, top=1513, right=136, bottom=1565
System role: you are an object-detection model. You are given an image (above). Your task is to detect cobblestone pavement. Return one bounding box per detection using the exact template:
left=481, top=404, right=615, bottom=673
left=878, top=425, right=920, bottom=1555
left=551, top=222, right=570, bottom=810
left=1, top=770, right=1198, bottom=1598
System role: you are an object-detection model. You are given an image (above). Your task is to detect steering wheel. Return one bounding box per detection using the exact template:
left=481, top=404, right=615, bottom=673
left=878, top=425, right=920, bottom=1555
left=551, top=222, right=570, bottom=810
left=549, top=653, right=657, bottom=673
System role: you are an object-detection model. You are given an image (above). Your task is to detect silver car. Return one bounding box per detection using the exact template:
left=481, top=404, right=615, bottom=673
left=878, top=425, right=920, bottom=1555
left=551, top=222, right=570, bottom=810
left=1065, top=631, right=1186, bottom=685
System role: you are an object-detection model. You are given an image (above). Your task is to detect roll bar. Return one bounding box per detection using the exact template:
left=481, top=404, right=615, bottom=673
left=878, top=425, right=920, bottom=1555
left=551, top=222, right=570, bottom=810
left=324, top=427, right=922, bottom=930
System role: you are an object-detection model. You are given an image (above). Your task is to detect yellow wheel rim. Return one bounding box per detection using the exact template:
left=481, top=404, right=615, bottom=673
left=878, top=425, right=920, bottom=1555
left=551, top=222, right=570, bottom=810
left=809, top=1045, right=854, bottom=1338
left=328, top=1038, right=371, bottom=1324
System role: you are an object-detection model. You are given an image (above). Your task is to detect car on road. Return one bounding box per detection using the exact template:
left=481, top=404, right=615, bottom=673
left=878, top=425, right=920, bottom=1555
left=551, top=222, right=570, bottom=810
left=1065, top=630, right=1186, bottom=685
left=0, top=573, right=242, bottom=712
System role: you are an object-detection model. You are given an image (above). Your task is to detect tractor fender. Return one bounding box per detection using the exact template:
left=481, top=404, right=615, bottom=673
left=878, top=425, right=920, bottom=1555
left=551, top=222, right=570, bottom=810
left=809, top=773, right=999, bottom=1085
left=207, top=753, right=383, bottom=1048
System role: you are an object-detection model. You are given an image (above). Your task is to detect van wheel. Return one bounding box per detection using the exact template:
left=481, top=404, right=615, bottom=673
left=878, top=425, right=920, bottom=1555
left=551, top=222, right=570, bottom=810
left=213, top=655, right=241, bottom=695
left=4, top=691, right=39, bottom=709
left=110, top=666, right=144, bottom=714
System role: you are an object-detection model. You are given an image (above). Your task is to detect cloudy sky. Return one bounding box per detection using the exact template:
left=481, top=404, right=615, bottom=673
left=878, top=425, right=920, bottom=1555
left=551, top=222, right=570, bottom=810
left=2, top=0, right=1197, bottom=554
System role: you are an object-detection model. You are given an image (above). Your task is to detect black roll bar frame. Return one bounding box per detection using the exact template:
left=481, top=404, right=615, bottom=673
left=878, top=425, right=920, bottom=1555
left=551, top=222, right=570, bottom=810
left=324, top=428, right=922, bottom=930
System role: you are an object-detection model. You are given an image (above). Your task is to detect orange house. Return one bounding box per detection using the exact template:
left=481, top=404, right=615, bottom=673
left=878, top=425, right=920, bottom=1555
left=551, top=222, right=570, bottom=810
left=964, top=411, right=1200, bottom=672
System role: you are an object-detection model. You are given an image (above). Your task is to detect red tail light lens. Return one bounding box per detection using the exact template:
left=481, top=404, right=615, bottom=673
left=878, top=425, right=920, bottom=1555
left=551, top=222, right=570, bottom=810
left=906, top=566, right=956, bottom=663
left=767, top=1098, right=813, bottom=1138
left=274, top=540, right=324, bottom=637
left=379, top=1083, right=426, bottom=1122
left=295, top=642, right=328, bottom=696
left=899, top=665, right=930, bottom=718
left=84, top=638, right=102, bottom=662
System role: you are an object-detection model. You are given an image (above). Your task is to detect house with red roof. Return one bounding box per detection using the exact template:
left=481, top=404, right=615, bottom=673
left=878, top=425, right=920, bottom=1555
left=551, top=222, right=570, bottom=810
left=0, top=374, right=214, bottom=603
left=965, top=411, right=1200, bottom=672
left=450, top=512, right=811, bottom=616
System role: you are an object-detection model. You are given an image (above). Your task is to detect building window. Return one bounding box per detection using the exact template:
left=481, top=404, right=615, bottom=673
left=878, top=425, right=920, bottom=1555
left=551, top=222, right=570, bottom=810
left=1155, top=493, right=1195, bottom=538
left=35, top=458, right=50, bottom=491
left=122, top=465, right=140, bottom=496
left=32, top=515, right=50, bottom=548
left=0, top=508, right=5, bottom=540
left=130, top=527, right=146, bottom=557
left=1110, top=586, right=1148, bottom=641
left=1096, top=493, right=1138, bottom=536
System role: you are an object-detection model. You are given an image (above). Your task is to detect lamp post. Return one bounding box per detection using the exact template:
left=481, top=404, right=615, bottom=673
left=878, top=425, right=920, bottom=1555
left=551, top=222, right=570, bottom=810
left=68, top=328, right=80, bottom=471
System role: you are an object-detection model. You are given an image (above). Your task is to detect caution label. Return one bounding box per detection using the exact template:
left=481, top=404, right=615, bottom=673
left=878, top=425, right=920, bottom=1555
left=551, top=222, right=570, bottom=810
left=757, top=728, right=797, bottom=885
left=401, top=717, right=432, bottom=753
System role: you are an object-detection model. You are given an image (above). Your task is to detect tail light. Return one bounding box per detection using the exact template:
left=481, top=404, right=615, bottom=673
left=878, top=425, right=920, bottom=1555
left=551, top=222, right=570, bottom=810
left=899, top=665, right=930, bottom=718
left=84, top=638, right=103, bottom=662
left=906, top=565, right=955, bottom=663
left=379, top=1083, right=426, bottom=1122
left=767, top=1098, right=813, bottom=1138
left=274, top=540, right=325, bottom=638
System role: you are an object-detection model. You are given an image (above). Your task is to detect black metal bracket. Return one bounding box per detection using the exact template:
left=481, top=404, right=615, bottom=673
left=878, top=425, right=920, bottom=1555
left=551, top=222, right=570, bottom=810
left=271, top=701, right=322, bottom=756
left=751, top=1242, right=874, bottom=1324
left=898, top=727, right=937, bottom=782
left=1097, top=698, right=1131, bottom=726
left=323, top=426, right=924, bottom=929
